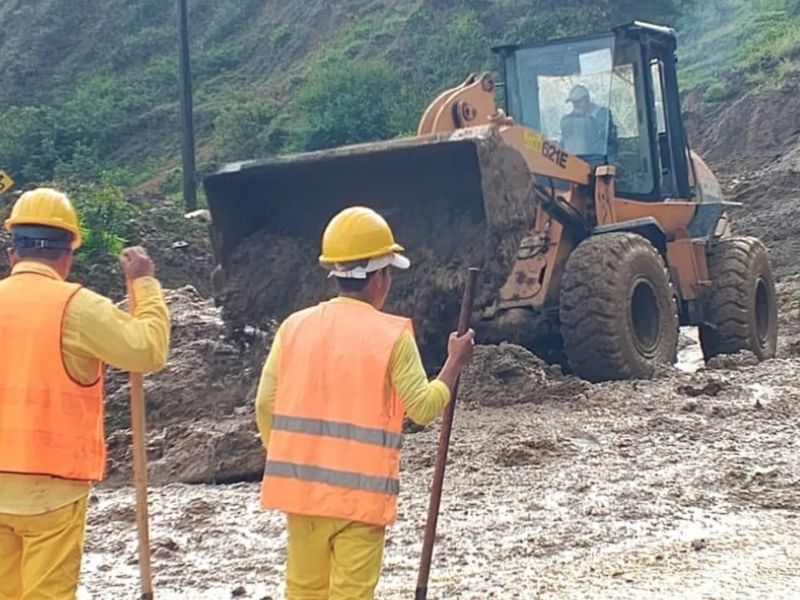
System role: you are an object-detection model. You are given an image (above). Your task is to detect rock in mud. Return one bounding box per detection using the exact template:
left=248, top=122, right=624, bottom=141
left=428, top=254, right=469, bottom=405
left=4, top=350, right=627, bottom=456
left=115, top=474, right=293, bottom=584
left=706, top=350, right=759, bottom=371
left=677, top=380, right=725, bottom=397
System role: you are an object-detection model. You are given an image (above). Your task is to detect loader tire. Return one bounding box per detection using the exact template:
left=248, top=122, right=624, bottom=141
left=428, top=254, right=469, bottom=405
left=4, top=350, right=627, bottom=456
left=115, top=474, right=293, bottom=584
left=560, top=233, right=678, bottom=382
left=700, top=237, right=777, bottom=361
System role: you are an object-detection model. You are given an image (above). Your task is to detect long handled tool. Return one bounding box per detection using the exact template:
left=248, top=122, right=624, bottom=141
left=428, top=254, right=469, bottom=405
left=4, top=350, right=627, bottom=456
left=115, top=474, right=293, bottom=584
left=415, top=267, right=480, bottom=600
left=127, top=282, right=154, bottom=600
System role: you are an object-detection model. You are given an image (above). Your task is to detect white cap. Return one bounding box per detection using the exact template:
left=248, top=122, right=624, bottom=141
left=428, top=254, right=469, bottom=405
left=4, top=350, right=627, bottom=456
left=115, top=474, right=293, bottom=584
left=328, top=253, right=410, bottom=279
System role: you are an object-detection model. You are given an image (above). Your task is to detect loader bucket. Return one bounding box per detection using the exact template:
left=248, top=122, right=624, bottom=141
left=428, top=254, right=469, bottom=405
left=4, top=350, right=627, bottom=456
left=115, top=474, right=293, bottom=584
left=204, top=126, right=535, bottom=368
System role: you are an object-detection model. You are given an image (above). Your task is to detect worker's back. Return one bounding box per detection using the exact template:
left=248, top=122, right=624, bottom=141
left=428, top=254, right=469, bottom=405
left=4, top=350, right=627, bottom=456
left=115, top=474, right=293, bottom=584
left=0, top=271, right=106, bottom=482
left=262, top=299, right=411, bottom=526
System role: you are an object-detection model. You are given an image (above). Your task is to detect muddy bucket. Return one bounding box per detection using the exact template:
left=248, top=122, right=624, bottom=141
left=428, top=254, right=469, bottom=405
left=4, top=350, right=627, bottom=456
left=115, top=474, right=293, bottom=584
left=204, top=126, right=535, bottom=368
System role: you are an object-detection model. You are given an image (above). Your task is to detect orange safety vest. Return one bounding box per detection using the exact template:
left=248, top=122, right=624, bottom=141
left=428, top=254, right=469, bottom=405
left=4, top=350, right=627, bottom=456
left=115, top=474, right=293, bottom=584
left=261, top=300, right=412, bottom=526
left=0, top=270, right=105, bottom=481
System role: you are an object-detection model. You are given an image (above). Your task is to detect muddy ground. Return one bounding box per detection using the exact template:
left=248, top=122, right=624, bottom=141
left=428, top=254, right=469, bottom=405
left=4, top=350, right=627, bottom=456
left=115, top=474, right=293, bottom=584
left=81, top=284, right=800, bottom=599
left=79, top=337, right=800, bottom=599
left=9, top=85, right=799, bottom=598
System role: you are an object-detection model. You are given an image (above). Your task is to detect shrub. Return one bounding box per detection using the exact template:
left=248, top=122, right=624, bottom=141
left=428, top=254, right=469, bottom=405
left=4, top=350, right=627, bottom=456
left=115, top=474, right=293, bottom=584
left=68, top=180, right=136, bottom=264
left=288, top=59, right=406, bottom=152
left=212, top=97, right=280, bottom=160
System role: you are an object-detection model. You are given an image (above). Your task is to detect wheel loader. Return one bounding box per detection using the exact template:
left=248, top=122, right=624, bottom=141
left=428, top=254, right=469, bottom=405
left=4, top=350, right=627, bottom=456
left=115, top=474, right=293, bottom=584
left=204, top=21, right=778, bottom=382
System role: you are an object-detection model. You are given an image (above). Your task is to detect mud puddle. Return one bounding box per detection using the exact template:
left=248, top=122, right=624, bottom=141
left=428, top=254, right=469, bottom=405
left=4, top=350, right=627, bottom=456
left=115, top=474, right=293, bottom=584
left=79, top=483, right=800, bottom=599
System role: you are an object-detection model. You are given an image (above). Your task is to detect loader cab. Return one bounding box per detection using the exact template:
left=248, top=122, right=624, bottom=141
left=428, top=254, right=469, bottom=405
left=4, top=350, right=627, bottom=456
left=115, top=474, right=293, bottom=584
left=495, top=21, right=692, bottom=201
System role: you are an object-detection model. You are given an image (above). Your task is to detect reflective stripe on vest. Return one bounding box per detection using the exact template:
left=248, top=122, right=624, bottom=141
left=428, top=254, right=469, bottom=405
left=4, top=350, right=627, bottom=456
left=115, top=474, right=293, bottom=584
left=0, top=271, right=105, bottom=481
left=264, top=461, right=400, bottom=495
left=261, top=300, right=412, bottom=526
left=272, top=414, right=403, bottom=450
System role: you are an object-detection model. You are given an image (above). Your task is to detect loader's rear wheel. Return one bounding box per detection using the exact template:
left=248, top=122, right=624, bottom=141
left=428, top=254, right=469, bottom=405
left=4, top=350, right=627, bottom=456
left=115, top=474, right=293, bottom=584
left=560, top=233, right=678, bottom=382
left=700, top=237, right=777, bottom=361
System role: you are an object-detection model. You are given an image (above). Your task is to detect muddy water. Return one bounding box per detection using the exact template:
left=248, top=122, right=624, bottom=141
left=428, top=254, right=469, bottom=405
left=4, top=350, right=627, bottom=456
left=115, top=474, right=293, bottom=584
left=676, top=327, right=704, bottom=374
left=81, top=348, right=800, bottom=599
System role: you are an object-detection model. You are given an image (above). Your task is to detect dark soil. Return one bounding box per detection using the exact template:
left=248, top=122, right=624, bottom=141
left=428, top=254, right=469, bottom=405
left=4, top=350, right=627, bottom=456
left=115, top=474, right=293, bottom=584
left=684, top=88, right=800, bottom=176
left=103, top=286, right=271, bottom=486
left=459, top=343, right=589, bottom=407
left=685, top=85, right=800, bottom=281
left=215, top=128, right=536, bottom=369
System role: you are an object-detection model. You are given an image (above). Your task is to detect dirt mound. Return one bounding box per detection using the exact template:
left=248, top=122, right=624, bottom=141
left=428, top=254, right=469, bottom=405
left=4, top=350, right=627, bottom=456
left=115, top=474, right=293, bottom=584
left=106, top=410, right=263, bottom=486
left=685, top=89, right=800, bottom=280
left=125, top=201, right=215, bottom=299
left=104, top=286, right=272, bottom=430
left=459, top=344, right=589, bottom=407
left=705, top=350, right=760, bottom=371
left=103, top=285, right=271, bottom=485
left=725, top=169, right=800, bottom=279
left=684, top=88, right=800, bottom=175
left=495, top=435, right=573, bottom=467
left=78, top=199, right=215, bottom=301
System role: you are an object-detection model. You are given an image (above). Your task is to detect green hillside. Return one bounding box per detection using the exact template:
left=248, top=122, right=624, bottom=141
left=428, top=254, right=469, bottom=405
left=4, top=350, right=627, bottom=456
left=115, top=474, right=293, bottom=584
left=2, top=0, right=798, bottom=197
left=0, top=0, right=692, bottom=192
left=678, top=0, right=800, bottom=99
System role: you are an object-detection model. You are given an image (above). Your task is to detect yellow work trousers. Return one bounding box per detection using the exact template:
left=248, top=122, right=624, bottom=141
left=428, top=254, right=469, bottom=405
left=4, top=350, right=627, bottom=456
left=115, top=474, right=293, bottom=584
left=286, top=514, right=386, bottom=600
left=0, top=496, right=88, bottom=600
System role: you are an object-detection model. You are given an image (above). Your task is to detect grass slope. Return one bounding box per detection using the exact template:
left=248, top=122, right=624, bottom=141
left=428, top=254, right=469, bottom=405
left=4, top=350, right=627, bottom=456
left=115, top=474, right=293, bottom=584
left=2, top=0, right=797, bottom=188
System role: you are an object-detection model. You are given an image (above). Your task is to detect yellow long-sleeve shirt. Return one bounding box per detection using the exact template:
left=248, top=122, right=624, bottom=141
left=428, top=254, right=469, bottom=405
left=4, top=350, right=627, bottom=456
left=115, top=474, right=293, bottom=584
left=0, top=261, right=171, bottom=515
left=255, top=297, right=451, bottom=448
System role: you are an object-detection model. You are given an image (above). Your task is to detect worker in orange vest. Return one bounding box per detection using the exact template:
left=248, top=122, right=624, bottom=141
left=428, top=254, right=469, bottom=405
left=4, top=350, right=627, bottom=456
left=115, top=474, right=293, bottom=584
left=255, top=206, right=475, bottom=599
left=0, top=188, right=171, bottom=599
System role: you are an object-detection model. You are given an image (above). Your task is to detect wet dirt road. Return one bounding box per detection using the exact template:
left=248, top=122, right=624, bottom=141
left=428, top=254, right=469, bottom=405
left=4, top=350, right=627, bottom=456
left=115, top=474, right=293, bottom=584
left=79, top=344, right=800, bottom=599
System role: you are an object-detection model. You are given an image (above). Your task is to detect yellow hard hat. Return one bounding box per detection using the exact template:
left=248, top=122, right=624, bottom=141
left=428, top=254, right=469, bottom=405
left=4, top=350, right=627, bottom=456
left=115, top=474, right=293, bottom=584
left=319, top=206, right=405, bottom=264
left=4, top=187, right=82, bottom=249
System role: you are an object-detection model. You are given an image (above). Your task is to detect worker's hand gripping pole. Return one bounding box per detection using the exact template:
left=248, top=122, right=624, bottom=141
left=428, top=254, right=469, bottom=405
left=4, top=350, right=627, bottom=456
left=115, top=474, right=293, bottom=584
left=415, top=267, right=480, bottom=600
left=126, top=281, right=154, bottom=600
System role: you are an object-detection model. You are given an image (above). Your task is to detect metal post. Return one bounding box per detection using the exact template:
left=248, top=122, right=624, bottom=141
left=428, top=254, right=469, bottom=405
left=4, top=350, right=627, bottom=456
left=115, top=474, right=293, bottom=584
left=177, top=0, right=197, bottom=211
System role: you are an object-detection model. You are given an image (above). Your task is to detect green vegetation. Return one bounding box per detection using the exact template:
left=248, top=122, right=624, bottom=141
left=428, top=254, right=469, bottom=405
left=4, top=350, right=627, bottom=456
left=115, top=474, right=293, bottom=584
left=1, top=0, right=792, bottom=193
left=69, top=179, right=136, bottom=265
left=211, top=95, right=281, bottom=161
left=288, top=59, right=408, bottom=151
left=679, top=0, right=800, bottom=97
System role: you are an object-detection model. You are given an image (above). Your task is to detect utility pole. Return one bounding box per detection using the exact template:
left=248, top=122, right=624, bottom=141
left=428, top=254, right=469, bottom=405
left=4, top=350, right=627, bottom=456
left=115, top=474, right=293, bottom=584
left=177, top=0, right=197, bottom=211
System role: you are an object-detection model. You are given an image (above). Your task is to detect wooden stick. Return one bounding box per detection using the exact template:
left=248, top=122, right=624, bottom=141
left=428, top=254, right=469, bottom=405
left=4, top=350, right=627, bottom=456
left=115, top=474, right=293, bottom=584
left=415, top=267, right=480, bottom=600
left=127, top=282, right=154, bottom=600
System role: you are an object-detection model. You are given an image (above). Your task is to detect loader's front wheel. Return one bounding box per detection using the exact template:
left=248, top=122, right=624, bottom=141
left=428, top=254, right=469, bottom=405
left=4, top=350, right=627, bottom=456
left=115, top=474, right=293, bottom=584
left=700, top=237, right=777, bottom=361
left=560, top=233, right=678, bottom=382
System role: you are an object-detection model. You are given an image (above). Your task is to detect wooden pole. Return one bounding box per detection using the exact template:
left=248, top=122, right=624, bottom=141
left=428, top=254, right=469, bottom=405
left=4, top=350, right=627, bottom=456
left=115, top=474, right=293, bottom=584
left=127, top=282, right=154, bottom=600
left=415, top=267, right=480, bottom=600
